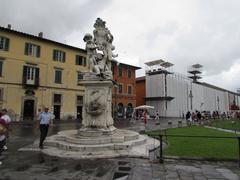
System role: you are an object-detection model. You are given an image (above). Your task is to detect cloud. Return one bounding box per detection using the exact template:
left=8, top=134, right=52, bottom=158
left=1, top=0, right=240, bottom=92
left=204, top=60, right=240, bottom=91
left=168, top=0, right=240, bottom=76
left=0, top=0, right=112, bottom=43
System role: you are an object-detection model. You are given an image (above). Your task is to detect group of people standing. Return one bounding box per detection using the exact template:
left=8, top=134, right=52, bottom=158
left=185, top=111, right=203, bottom=126
left=186, top=110, right=238, bottom=125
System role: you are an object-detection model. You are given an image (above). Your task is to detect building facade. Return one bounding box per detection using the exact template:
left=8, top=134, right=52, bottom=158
left=144, top=68, right=240, bottom=117
left=0, top=26, right=88, bottom=121
left=112, top=63, right=140, bottom=118
left=136, top=76, right=146, bottom=106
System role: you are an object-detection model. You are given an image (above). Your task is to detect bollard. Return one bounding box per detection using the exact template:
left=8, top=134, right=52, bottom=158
left=178, top=120, right=182, bottom=128
left=232, top=121, right=236, bottom=134
left=159, top=135, right=164, bottom=163
left=168, top=121, right=172, bottom=128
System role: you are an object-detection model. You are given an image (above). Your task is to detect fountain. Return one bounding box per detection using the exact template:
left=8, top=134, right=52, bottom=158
left=37, top=18, right=159, bottom=159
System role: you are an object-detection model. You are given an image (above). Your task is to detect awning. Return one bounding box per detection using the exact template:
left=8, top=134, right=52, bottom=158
left=144, top=59, right=165, bottom=66
left=134, top=105, right=155, bottom=110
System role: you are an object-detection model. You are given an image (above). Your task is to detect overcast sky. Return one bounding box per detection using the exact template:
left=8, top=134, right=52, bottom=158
left=1, top=0, right=240, bottom=92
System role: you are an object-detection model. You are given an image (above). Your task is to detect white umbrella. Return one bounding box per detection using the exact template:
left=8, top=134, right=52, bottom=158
left=134, top=105, right=154, bottom=110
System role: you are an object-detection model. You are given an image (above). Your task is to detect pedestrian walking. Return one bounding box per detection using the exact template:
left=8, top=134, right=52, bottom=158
left=186, top=111, right=192, bottom=126
left=143, top=110, right=148, bottom=124
left=155, top=110, right=160, bottom=125
left=0, top=109, right=11, bottom=165
left=38, top=107, right=54, bottom=149
left=1, top=109, right=11, bottom=151
left=197, top=111, right=202, bottom=124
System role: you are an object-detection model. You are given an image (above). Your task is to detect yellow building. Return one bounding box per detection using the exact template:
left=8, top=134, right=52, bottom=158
left=0, top=25, right=88, bottom=121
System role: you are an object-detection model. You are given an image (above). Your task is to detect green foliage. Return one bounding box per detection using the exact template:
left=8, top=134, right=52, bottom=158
left=148, top=126, right=239, bottom=159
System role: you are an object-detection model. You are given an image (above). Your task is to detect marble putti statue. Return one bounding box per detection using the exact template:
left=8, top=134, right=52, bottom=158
left=81, top=18, right=118, bottom=130
left=83, top=18, right=118, bottom=79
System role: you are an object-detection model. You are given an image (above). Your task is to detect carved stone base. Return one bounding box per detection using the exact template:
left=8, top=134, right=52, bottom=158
left=77, top=126, right=116, bottom=137
left=79, top=78, right=114, bottom=129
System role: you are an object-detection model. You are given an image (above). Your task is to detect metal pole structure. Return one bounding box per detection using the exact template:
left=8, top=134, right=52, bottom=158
left=159, top=135, right=164, bottom=163
left=238, top=137, right=240, bottom=168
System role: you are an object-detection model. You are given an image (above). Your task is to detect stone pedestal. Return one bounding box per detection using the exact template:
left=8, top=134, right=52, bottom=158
left=79, top=78, right=115, bottom=134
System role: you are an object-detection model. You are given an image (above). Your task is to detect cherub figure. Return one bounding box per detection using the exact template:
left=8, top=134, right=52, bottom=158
left=104, top=31, right=118, bottom=70
left=83, top=33, right=100, bottom=74
left=83, top=18, right=119, bottom=79
left=106, top=31, right=118, bottom=60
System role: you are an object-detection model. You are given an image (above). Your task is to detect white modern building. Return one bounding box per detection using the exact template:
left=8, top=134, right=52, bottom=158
left=144, top=60, right=239, bottom=117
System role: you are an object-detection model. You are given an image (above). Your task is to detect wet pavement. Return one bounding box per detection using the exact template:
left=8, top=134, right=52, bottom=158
left=0, top=118, right=239, bottom=180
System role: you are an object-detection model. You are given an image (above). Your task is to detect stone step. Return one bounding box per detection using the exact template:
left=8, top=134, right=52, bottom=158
left=45, top=134, right=147, bottom=152
left=55, top=135, right=113, bottom=145
left=50, top=129, right=140, bottom=145
left=45, top=140, right=116, bottom=152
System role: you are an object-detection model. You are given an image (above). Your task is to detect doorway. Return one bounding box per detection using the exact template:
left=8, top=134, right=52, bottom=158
left=77, top=106, right=82, bottom=120
left=23, top=99, right=34, bottom=120
left=53, top=105, right=61, bottom=120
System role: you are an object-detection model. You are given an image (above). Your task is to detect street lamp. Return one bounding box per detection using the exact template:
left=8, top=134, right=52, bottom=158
left=189, top=90, right=193, bottom=111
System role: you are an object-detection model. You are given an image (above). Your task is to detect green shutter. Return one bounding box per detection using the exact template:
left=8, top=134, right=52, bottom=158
left=0, top=61, right=3, bottom=76
left=0, top=37, right=2, bottom=49
left=75, top=55, right=78, bottom=65
left=5, top=38, right=9, bottom=51
left=55, top=70, right=58, bottom=83
left=37, top=46, right=40, bottom=57
left=59, top=70, right=62, bottom=83
left=55, top=70, right=62, bottom=83
left=119, top=66, right=122, bottom=77
left=54, top=70, right=57, bottom=83
left=0, top=88, right=3, bottom=101
left=84, top=58, right=86, bottom=66
left=25, top=43, right=29, bottom=55
left=35, top=68, right=39, bottom=85
left=63, top=52, right=66, bottom=62
left=22, top=66, right=28, bottom=84
left=79, top=56, right=83, bottom=66
left=53, top=50, right=56, bottom=60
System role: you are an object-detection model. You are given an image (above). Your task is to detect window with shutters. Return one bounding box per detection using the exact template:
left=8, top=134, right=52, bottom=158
left=118, top=66, right=123, bottom=77
left=0, top=60, right=3, bottom=77
left=118, top=84, right=123, bottom=94
left=76, top=55, right=86, bottom=66
left=76, top=95, right=83, bottom=105
left=53, top=49, right=65, bottom=62
left=77, top=71, right=83, bottom=84
left=127, top=85, right=132, bottom=95
left=53, top=94, right=62, bottom=104
left=0, top=88, right=3, bottom=101
left=127, top=69, right=132, bottom=78
left=22, top=66, right=40, bottom=86
left=55, top=69, right=62, bottom=84
left=25, top=43, right=40, bottom=57
left=0, top=36, right=9, bottom=51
